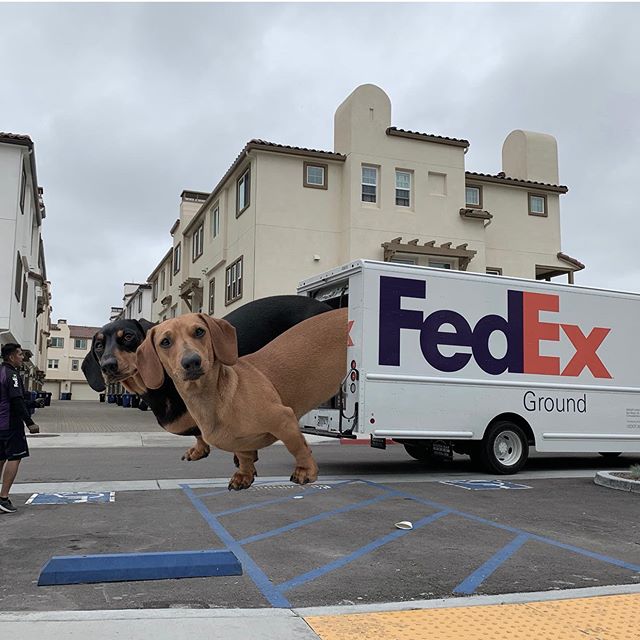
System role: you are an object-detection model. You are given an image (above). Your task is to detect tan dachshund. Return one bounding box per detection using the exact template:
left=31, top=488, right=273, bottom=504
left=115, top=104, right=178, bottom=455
left=136, top=308, right=348, bottom=490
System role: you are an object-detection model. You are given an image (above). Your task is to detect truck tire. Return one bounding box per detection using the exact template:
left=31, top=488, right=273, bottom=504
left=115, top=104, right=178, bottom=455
left=479, top=421, right=528, bottom=474
left=403, top=443, right=433, bottom=462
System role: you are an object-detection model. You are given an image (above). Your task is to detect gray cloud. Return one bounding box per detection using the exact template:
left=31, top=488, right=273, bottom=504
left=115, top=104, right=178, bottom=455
left=1, top=3, right=639, bottom=325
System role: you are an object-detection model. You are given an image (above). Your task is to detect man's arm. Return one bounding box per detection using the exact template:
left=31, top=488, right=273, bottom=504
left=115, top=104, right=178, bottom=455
left=7, top=371, right=37, bottom=429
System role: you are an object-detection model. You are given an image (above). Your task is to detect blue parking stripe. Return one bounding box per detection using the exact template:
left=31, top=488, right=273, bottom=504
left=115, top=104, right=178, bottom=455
left=277, top=509, right=451, bottom=593
left=181, top=484, right=291, bottom=608
left=359, top=479, right=640, bottom=576
left=238, top=493, right=395, bottom=545
left=453, top=534, right=531, bottom=594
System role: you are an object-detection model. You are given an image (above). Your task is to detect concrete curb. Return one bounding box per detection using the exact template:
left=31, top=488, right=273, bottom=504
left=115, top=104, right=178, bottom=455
left=594, top=470, right=640, bottom=493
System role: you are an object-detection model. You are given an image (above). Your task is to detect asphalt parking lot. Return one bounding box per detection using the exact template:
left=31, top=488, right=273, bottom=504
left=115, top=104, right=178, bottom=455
left=3, top=447, right=639, bottom=611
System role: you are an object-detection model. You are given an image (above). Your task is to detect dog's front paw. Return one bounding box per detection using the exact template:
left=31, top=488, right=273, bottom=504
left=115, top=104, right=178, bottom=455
left=228, top=471, right=256, bottom=491
left=290, top=465, right=318, bottom=485
left=181, top=443, right=211, bottom=462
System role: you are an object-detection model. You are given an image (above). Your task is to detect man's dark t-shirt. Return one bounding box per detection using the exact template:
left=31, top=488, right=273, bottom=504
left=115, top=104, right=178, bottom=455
left=0, top=363, right=35, bottom=432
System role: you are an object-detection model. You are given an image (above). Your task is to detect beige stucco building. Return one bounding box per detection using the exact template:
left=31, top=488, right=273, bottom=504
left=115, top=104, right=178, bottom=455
left=42, top=320, right=101, bottom=400
left=145, top=84, right=582, bottom=322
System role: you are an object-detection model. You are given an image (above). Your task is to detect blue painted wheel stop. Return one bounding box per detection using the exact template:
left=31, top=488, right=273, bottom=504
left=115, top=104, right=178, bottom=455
left=38, top=549, right=242, bottom=585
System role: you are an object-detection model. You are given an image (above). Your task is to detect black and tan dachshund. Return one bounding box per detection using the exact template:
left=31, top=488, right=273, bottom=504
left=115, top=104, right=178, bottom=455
left=82, top=295, right=332, bottom=461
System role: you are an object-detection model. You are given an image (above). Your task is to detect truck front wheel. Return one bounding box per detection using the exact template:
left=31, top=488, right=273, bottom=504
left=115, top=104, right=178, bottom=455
left=479, top=421, right=529, bottom=474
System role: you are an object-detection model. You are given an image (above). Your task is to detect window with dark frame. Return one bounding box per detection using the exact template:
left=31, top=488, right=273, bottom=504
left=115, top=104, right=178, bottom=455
left=486, top=267, right=503, bottom=276
left=71, top=359, right=80, bottom=372
left=211, top=204, right=220, bottom=238
left=225, top=257, right=243, bottom=305
left=208, top=278, right=215, bottom=314
left=138, top=292, right=142, bottom=313
left=20, top=162, right=27, bottom=214
left=395, top=170, right=411, bottom=207
left=74, top=338, right=87, bottom=350
left=465, top=185, right=482, bottom=208
left=50, top=337, right=64, bottom=348
left=236, top=168, right=250, bottom=216
left=160, top=268, right=166, bottom=291
left=21, top=278, right=27, bottom=316
left=173, top=243, right=181, bottom=274
left=192, top=223, right=204, bottom=262
left=169, top=254, right=173, bottom=286
left=303, top=162, right=327, bottom=189
left=152, top=279, right=158, bottom=301
left=528, top=193, right=547, bottom=216
left=361, top=165, right=377, bottom=203
left=15, top=253, right=22, bottom=302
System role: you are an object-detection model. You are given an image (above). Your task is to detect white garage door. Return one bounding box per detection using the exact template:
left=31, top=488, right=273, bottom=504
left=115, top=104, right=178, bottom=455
left=70, top=382, right=99, bottom=401
left=42, top=381, right=60, bottom=398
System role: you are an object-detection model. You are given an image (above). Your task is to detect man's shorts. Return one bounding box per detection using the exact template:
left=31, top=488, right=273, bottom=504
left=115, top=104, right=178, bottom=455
left=0, top=430, right=30, bottom=461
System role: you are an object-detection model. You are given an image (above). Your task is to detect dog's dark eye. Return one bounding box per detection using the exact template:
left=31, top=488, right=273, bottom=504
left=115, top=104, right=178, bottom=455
left=194, top=327, right=206, bottom=338
left=94, top=342, right=103, bottom=352
left=159, top=337, right=171, bottom=349
left=123, top=333, right=134, bottom=342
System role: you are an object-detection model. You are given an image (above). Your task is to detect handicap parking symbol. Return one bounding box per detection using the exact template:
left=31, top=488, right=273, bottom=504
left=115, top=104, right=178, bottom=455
left=440, top=479, right=531, bottom=491
left=26, top=491, right=116, bottom=505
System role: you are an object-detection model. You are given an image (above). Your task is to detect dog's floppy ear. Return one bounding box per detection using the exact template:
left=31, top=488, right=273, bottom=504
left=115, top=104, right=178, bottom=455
left=81, top=346, right=106, bottom=392
left=135, top=318, right=156, bottom=335
left=199, top=314, right=238, bottom=366
left=135, top=327, right=165, bottom=390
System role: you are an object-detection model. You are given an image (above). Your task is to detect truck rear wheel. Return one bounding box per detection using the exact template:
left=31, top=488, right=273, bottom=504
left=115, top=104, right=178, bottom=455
left=479, top=420, right=528, bottom=474
left=403, top=443, right=433, bottom=462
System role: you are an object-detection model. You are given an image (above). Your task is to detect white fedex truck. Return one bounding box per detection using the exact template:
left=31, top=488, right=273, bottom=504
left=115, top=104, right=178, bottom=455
left=297, top=260, right=640, bottom=474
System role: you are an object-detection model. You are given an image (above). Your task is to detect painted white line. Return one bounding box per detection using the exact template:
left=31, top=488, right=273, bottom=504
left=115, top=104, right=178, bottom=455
left=12, top=469, right=606, bottom=495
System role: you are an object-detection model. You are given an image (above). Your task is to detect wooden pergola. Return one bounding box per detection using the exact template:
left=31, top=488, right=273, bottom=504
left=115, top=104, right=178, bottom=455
left=381, top=237, right=477, bottom=271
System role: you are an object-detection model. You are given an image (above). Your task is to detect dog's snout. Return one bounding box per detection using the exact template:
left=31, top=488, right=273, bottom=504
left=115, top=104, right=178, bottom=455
left=181, top=352, right=202, bottom=372
left=101, top=357, right=119, bottom=375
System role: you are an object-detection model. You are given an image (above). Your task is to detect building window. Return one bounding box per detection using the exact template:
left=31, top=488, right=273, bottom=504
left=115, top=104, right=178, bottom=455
left=236, top=167, right=250, bottom=216
left=15, top=253, right=22, bottom=302
left=395, top=170, right=411, bottom=207
left=21, top=278, right=27, bottom=316
left=74, top=338, right=87, bottom=350
left=137, top=292, right=142, bottom=313
left=173, top=243, right=181, bottom=274
left=303, top=162, right=328, bottom=189
left=160, top=268, right=166, bottom=291
left=20, top=162, right=27, bottom=214
left=208, top=278, right=215, bottom=314
left=361, top=166, right=378, bottom=203
left=465, top=185, right=482, bottom=208
left=428, top=259, right=453, bottom=270
left=211, top=204, right=220, bottom=238
left=192, top=223, right=204, bottom=262
left=47, top=359, right=59, bottom=369
left=486, top=267, right=503, bottom=276
left=169, top=254, right=173, bottom=286
left=152, top=279, right=158, bottom=301
left=170, top=305, right=177, bottom=318
left=50, top=337, right=64, bottom=348
left=225, top=257, right=243, bottom=305
left=529, top=193, right=547, bottom=216
left=71, top=359, right=80, bottom=372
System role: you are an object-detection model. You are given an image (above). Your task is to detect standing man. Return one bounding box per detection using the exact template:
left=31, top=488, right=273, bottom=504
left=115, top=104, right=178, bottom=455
left=0, top=343, right=41, bottom=514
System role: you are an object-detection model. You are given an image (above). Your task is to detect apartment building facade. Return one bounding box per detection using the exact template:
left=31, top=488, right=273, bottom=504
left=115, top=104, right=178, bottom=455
left=42, top=320, right=101, bottom=400
left=0, top=132, right=52, bottom=390
left=146, top=84, right=582, bottom=322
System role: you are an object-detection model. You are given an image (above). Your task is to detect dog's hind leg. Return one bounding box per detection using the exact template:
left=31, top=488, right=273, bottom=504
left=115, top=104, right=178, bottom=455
left=268, top=406, right=319, bottom=485
left=228, top=451, right=258, bottom=491
left=181, top=435, right=211, bottom=462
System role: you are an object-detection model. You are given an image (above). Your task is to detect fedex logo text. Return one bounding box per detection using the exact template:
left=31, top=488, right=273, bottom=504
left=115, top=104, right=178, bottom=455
left=378, top=276, right=612, bottom=378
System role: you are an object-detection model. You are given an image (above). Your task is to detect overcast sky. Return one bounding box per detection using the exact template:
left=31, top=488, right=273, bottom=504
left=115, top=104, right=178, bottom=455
left=1, top=2, right=639, bottom=327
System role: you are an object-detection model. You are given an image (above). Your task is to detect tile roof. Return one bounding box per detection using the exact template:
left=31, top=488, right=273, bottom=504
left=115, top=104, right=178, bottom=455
left=69, top=325, right=102, bottom=339
left=466, top=171, right=568, bottom=193
left=0, top=132, right=33, bottom=145
left=248, top=139, right=346, bottom=159
left=387, top=127, right=470, bottom=148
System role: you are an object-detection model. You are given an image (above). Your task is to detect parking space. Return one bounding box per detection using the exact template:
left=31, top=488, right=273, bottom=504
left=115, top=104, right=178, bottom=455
left=5, top=473, right=637, bottom=612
